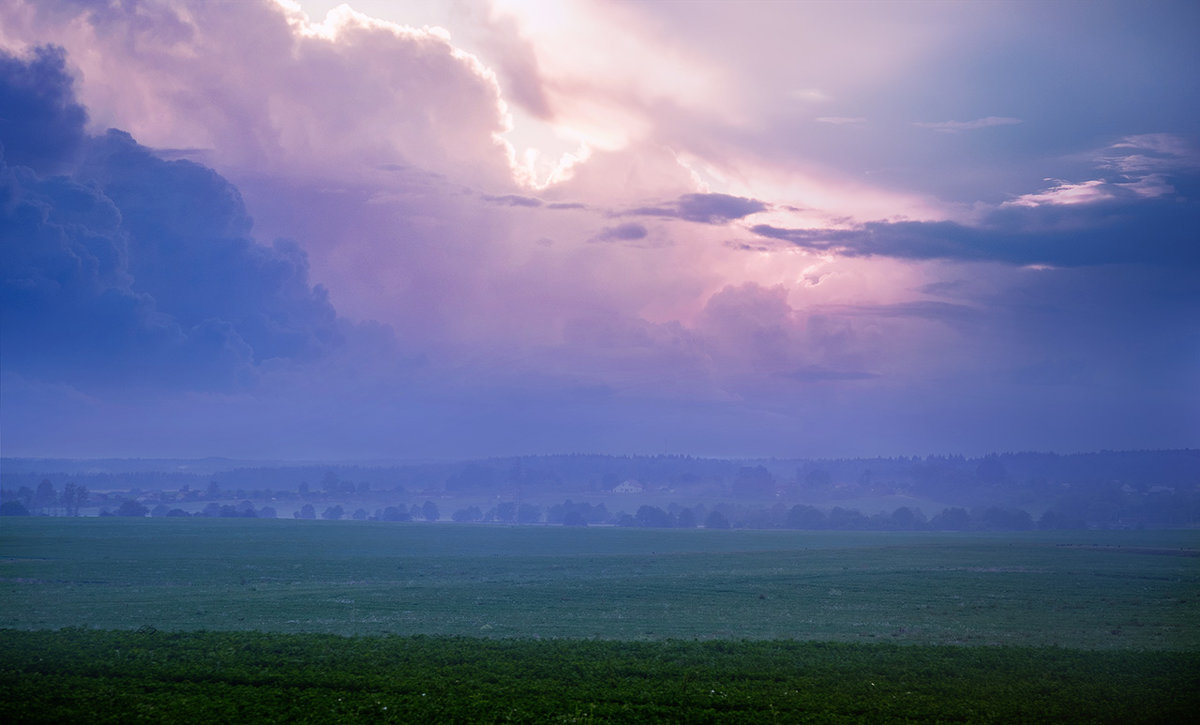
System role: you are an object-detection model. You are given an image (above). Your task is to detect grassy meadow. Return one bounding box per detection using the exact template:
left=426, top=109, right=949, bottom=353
left=2, top=519, right=1198, bottom=722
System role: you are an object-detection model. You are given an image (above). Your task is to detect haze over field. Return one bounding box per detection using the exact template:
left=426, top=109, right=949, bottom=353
left=1, top=0, right=1198, bottom=461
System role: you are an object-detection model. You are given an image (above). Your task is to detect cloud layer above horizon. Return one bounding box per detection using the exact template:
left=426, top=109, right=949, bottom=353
left=2, top=0, right=1197, bottom=460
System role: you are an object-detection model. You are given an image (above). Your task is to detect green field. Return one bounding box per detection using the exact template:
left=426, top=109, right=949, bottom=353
left=2, top=519, right=1198, bottom=722
left=2, top=630, right=1196, bottom=723
left=2, top=519, right=1197, bottom=647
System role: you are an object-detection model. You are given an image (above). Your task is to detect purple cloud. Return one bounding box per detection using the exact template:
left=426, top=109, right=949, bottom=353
left=751, top=187, right=1200, bottom=267
left=1, top=47, right=353, bottom=391
left=628, top=193, right=768, bottom=224
left=483, top=194, right=543, bottom=207
left=590, top=222, right=648, bottom=243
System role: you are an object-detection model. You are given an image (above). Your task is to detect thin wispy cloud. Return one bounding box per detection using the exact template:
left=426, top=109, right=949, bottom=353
left=914, top=116, right=1023, bottom=132
left=814, top=117, right=867, bottom=126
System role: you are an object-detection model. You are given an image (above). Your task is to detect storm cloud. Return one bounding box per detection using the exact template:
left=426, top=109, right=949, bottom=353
left=1, top=46, right=346, bottom=391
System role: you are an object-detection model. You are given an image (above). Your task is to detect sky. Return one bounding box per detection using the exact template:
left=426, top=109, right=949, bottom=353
left=1, top=0, right=1198, bottom=461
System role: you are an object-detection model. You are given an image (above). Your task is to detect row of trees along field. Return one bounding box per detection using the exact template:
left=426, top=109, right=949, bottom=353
left=0, top=487, right=1152, bottom=531
left=3, top=449, right=1198, bottom=528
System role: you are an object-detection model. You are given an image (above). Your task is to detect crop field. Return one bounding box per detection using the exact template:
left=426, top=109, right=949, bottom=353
left=2, top=518, right=1197, bottom=647
left=2, top=629, right=1197, bottom=723
left=2, top=519, right=1198, bottom=722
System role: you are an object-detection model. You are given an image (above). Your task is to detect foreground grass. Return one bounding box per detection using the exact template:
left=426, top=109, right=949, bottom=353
left=1, top=629, right=1196, bottom=723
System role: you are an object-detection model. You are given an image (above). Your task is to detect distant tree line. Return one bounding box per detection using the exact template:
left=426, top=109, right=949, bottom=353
left=0, top=479, right=88, bottom=517
left=5, top=450, right=1198, bottom=528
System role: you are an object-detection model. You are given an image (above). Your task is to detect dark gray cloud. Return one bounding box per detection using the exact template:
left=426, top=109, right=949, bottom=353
left=0, top=45, right=87, bottom=172
left=751, top=187, right=1200, bottom=267
left=0, top=46, right=348, bottom=391
left=482, top=193, right=543, bottom=207
left=629, top=192, right=767, bottom=224
left=590, top=222, right=648, bottom=243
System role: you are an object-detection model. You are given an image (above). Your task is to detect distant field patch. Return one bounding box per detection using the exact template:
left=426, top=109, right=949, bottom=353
left=1, top=519, right=1197, bottom=649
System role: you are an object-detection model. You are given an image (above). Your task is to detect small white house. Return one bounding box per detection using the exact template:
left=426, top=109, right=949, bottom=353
left=612, top=479, right=644, bottom=494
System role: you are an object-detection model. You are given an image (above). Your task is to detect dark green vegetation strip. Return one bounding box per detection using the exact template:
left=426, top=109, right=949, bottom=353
left=2, top=519, right=1198, bottom=648
left=1, top=629, right=1196, bottom=724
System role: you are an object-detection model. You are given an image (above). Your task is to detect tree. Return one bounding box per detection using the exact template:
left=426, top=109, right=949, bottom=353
left=0, top=501, right=30, bottom=516
left=421, top=500, right=440, bottom=522
left=13, top=486, right=34, bottom=510
left=61, top=482, right=87, bottom=516
left=34, top=479, right=56, bottom=513
left=636, top=505, right=672, bottom=528
left=380, top=505, right=410, bottom=521
left=889, top=506, right=925, bottom=531
left=675, top=507, right=697, bottom=528
left=827, top=507, right=868, bottom=530
left=115, top=500, right=149, bottom=517
left=1038, top=509, right=1081, bottom=530
left=493, top=501, right=518, bottom=523
left=295, top=504, right=316, bottom=519
left=734, top=466, right=775, bottom=498
left=785, top=504, right=825, bottom=529
left=562, top=510, right=588, bottom=526
left=517, top=503, right=542, bottom=524
left=322, top=505, right=344, bottom=520
left=803, top=469, right=832, bottom=490
left=929, top=507, right=971, bottom=530
left=452, top=505, right=482, bottom=523
left=704, top=510, right=730, bottom=529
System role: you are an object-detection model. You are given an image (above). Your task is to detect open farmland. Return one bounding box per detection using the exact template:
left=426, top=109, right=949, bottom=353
left=2, top=519, right=1198, bottom=722
left=2, top=519, right=1197, bottom=648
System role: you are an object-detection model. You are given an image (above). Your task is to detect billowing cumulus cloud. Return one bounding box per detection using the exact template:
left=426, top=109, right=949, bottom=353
left=0, top=0, right=517, bottom=186
left=0, top=45, right=86, bottom=170
left=1, top=46, right=349, bottom=391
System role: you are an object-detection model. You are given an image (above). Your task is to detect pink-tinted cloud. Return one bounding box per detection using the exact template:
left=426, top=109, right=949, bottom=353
left=0, top=0, right=516, bottom=185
